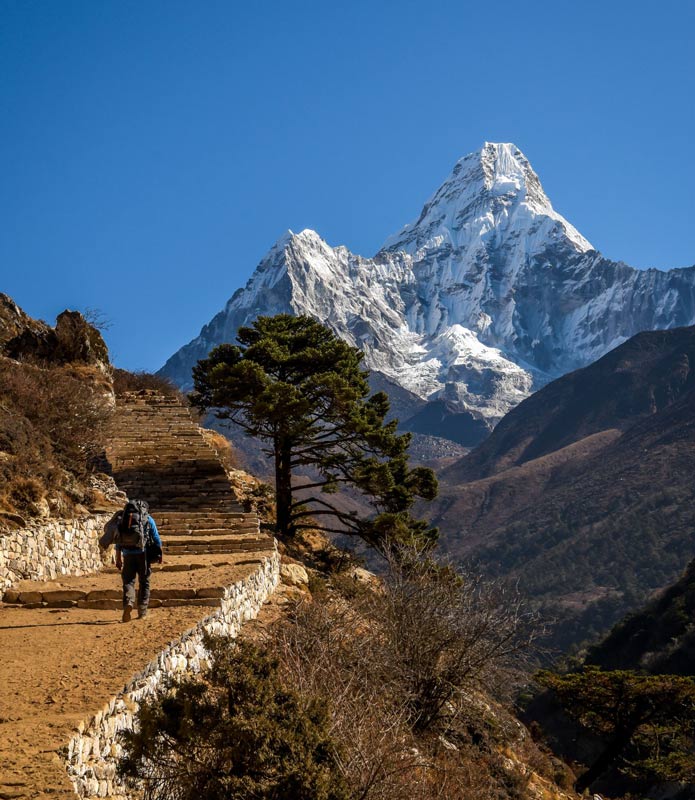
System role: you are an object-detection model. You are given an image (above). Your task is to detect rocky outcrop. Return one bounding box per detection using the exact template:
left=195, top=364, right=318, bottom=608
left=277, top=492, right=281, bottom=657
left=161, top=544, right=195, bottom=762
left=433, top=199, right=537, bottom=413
left=0, top=293, right=47, bottom=346
left=3, top=309, right=110, bottom=368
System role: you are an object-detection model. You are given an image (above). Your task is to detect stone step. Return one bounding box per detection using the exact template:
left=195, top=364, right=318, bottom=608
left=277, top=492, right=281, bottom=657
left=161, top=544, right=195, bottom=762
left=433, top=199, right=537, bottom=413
left=113, top=487, right=235, bottom=496
left=158, top=512, right=253, bottom=519
left=157, top=512, right=252, bottom=522
left=115, top=494, right=237, bottom=504
left=110, top=441, right=217, bottom=445
left=122, top=492, right=237, bottom=499
left=119, top=487, right=233, bottom=493
left=165, top=541, right=273, bottom=555
left=110, top=452, right=221, bottom=459
left=145, top=503, right=242, bottom=512
left=159, top=522, right=253, bottom=530
left=161, top=526, right=260, bottom=537
left=113, top=478, right=232, bottom=484
left=116, top=497, right=237, bottom=505
left=109, top=437, right=211, bottom=443
left=112, top=456, right=222, bottom=462
left=109, top=444, right=216, bottom=450
left=2, top=585, right=229, bottom=608
left=109, top=447, right=220, bottom=454
left=163, top=533, right=270, bottom=544
left=112, top=473, right=223, bottom=478
left=112, top=472, right=231, bottom=480
left=115, top=474, right=231, bottom=480
left=109, top=435, right=209, bottom=441
left=113, top=485, right=235, bottom=493
left=161, top=519, right=259, bottom=528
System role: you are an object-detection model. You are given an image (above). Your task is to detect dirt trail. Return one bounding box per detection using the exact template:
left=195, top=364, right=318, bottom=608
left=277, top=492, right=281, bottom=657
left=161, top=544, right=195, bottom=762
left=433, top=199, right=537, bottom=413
left=0, top=391, right=277, bottom=798
left=0, top=554, right=269, bottom=800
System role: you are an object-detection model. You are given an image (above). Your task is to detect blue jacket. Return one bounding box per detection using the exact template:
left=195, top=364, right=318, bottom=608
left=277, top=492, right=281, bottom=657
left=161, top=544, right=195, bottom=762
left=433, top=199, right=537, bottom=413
left=116, top=515, right=162, bottom=555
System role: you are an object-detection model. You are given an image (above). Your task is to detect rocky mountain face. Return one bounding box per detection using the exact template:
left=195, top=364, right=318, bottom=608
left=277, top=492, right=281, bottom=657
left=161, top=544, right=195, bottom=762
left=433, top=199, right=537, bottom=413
left=161, top=143, right=695, bottom=443
left=430, top=325, right=695, bottom=650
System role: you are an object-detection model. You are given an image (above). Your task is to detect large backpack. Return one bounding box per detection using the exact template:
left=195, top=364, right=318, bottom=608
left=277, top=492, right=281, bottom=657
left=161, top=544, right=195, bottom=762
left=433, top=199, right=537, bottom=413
left=115, top=499, right=150, bottom=550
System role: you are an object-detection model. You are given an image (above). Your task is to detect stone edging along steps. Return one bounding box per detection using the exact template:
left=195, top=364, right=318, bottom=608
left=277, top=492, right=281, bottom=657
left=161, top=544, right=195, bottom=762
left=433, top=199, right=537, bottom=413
left=64, top=549, right=280, bottom=800
left=0, top=390, right=281, bottom=799
left=0, top=514, right=112, bottom=593
left=60, top=391, right=282, bottom=798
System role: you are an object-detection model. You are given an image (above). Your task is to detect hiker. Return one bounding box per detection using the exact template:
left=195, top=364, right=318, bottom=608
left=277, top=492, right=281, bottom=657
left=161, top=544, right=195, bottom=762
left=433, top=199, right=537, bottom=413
left=102, top=499, right=163, bottom=622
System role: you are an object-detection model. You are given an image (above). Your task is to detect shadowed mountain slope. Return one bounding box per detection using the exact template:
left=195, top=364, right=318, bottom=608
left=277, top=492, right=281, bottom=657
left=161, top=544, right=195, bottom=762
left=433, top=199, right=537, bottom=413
left=443, top=325, right=695, bottom=482
left=586, top=556, right=695, bottom=675
left=431, top=325, right=695, bottom=649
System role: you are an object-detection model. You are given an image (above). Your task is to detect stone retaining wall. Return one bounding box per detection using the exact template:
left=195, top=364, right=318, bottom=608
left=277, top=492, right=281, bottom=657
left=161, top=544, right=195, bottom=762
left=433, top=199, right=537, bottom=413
left=0, top=514, right=110, bottom=592
left=64, top=549, right=280, bottom=799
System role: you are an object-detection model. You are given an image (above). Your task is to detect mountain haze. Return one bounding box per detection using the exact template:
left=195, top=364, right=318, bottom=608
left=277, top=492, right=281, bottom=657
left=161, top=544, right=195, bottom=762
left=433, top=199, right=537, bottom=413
left=161, top=143, right=695, bottom=443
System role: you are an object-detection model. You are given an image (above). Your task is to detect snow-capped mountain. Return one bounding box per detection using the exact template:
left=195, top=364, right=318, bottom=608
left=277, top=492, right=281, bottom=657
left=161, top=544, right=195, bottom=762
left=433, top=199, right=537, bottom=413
left=160, top=143, right=695, bottom=439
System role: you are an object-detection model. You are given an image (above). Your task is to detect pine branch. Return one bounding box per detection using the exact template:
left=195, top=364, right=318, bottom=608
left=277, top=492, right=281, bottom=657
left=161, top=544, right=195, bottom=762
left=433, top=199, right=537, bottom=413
left=294, top=523, right=359, bottom=535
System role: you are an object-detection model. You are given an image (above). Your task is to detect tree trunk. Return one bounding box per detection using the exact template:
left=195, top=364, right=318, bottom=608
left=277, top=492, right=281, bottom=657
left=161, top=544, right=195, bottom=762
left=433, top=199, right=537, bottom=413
left=274, top=437, right=293, bottom=538
left=576, top=728, right=634, bottom=793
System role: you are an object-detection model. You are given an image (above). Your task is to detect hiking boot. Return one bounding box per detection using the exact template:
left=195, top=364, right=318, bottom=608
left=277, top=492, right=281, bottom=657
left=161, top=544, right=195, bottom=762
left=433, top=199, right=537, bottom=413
left=121, top=605, right=133, bottom=623
left=137, top=607, right=148, bottom=619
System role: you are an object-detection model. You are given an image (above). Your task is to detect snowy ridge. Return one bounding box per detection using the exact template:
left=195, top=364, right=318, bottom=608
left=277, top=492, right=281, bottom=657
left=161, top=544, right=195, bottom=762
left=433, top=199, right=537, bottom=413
left=383, top=142, right=592, bottom=258
left=161, top=143, right=695, bottom=432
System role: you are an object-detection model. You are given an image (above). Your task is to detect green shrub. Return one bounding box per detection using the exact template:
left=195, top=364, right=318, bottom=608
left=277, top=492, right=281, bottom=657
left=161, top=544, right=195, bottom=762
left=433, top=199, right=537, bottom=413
left=538, top=667, right=695, bottom=792
left=118, top=637, right=350, bottom=800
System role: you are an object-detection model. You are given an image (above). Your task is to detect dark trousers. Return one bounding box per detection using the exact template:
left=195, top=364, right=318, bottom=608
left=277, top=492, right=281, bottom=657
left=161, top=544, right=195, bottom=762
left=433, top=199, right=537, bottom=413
left=121, top=552, right=150, bottom=610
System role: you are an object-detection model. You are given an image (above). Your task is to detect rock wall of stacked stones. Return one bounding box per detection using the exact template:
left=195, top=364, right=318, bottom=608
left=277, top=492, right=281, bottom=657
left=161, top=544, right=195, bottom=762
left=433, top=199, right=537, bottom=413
left=0, top=514, right=110, bottom=592
left=64, top=549, right=280, bottom=800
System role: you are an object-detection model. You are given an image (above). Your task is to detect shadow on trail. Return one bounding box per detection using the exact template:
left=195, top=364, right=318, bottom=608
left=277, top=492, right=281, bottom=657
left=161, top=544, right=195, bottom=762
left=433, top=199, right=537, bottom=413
left=0, top=619, right=119, bottom=630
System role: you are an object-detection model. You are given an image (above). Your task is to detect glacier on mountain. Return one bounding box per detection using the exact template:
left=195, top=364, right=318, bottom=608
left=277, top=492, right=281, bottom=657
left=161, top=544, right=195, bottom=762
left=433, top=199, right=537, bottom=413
left=160, top=142, right=695, bottom=435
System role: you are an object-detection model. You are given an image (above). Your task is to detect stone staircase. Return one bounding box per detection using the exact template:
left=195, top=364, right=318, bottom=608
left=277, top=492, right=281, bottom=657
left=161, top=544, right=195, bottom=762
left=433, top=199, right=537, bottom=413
left=107, top=391, right=274, bottom=559
left=0, top=390, right=281, bottom=800
left=4, top=391, right=276, bottom=610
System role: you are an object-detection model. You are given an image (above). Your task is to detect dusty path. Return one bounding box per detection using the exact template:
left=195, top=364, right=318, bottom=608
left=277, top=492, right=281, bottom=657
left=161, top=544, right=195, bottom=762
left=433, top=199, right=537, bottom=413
left=0, top=392, right=278, bottom=798
left=0, top=553, right=271, bottom=800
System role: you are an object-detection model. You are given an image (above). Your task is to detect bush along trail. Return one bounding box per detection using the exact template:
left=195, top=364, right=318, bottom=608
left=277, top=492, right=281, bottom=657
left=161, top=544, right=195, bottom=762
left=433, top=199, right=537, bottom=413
left=0, top=391, right=279, bottom=800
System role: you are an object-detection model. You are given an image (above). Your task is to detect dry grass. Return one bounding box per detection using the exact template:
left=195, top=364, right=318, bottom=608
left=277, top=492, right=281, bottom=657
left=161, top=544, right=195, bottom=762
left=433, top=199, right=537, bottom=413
left=112, top=368, right=181, bottom=398
left=200, top=428, right=240, bottom=472
left=260, top=550, right=556, bottom=800
left=0, top=357, right=113, bottom=520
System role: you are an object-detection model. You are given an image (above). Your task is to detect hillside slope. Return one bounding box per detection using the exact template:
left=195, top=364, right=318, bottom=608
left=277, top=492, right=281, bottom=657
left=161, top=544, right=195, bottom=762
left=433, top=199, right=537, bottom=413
left=0, top=296, right=112, bottom=522
left=586, top=557, right=695, bottom=675
left=431, top=326, right=695, bottom=649
left=443, top=325, right=695, bottom=482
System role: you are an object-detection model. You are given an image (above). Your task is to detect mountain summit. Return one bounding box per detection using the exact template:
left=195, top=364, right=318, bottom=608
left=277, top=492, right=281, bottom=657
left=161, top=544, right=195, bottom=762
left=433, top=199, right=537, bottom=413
left=383, top=142, right=592, bottom=256
left=160, top=143, right=695, bottom=439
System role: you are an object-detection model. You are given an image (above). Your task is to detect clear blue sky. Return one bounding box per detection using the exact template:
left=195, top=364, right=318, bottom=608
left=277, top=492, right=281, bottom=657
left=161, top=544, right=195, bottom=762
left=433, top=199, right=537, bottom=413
left=1, top=0, right=693, bottom=370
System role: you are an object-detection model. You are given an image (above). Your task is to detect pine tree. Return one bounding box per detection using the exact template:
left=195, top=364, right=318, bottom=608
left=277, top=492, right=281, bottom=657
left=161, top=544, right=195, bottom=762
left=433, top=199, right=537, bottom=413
left=538, top=666, right=695, bottom=792
left=190, top=314, right=437, bottom=551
